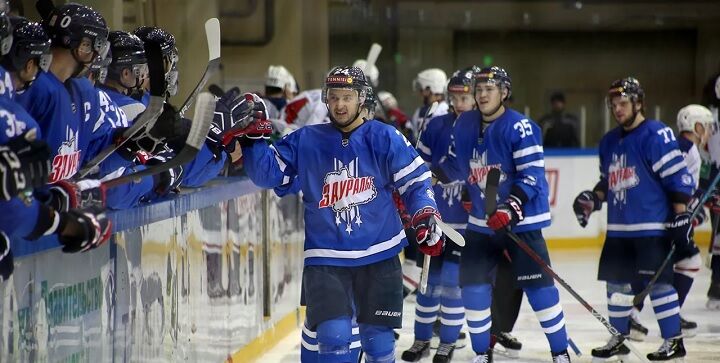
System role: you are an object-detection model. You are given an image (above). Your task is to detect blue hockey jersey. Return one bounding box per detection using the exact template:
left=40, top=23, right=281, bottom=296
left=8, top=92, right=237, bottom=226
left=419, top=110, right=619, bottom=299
left=242, top=120, right=438, bottom=267
left=450, top=109, right=550, bottom=234
left=416, top=112, right=468, bottom=232
left=598, top=120, right=693, bottom=237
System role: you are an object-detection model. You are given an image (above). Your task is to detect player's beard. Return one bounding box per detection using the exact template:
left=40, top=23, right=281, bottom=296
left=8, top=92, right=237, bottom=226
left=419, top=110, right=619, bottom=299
left=329, top=105, right=361, bottom=129
left=617, top=105, right=640, bottom=129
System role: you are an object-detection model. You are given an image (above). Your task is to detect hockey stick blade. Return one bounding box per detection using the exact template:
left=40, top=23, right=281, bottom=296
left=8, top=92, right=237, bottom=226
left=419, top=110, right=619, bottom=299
left=179, top=18, right=221, bottom=118
left=433, top=217, right=465, bottom=247
left=103, top=92, right=216, bottom=189
left=77, top=42, right=166, bottom=178
left=484, top=169, right=649, bottom=363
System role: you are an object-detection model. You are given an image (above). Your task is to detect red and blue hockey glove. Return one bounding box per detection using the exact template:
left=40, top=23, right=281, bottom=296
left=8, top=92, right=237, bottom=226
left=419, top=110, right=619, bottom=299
left=48, top=179, right=107, bottom=211
left=487, top=195, right=524, bottom=231
left=667, top=212, right=692, bottom=248
left=210, top=91, right=271, bottom=152
left=0, top=231, right=13, bottom=281
left=58, top=206, right=113, bottom=253
left=572, top=190, right=602, bottom=228
left=411, top=207, right=445, bottom=256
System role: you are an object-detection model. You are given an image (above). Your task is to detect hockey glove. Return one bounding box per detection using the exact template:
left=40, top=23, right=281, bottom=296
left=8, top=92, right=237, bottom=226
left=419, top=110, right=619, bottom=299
left=573, top=190, right=602, bottom=228
left=411, top=207, right=445, bottom=256
left=48, top=179, right=107, bottom=211
left=146, top=151, right=184, bottom=196
left=58, top=206, right=113, bottom=253
left=0, top=231, right=13, bottom=281
left=0, top=132, right=51, bottom=200
left=210, top=91, right=271, bottom=152
left=124, top=103, right=191, bottom=155
left=667, top=212, right=693, bottom=248
left=488, top=195, right=524, bottom=232
left=688, top=196, right=707, bottom=227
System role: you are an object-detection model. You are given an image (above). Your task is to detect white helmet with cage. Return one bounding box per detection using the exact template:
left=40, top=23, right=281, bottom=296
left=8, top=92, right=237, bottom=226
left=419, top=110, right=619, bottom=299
left=377, top=91, right=398, bottom=109
left=413, top=68, right=447, bottom=94
left=677, top=104, right=714, bottom=134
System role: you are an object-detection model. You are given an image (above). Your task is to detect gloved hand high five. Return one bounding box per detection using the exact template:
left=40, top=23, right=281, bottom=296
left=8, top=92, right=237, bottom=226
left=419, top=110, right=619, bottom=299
left=411, top=207, right=445, bottom=256
left=209, top=89, right=271, bottom=153
left=48, top=179, right=107, bottom=211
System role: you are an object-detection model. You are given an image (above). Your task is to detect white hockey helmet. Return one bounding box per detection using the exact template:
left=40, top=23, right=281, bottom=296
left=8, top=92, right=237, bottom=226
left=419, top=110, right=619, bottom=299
left=377, top=91, right=398, bottom=109
left=266, top=65, right=297, bottom=93
left=677, top=104, right=714, bottom=134
left=353, top=59, right=379, bottom=88
left=413, top=68, right=447, bottom=94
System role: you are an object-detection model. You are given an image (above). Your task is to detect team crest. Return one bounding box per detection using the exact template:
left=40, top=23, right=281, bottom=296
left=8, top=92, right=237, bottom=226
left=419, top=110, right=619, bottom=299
left=318, top=158, right=377, bottom=234
left=49, top=126, right=81, bottom=182
left=468, top=149, right=505, bottom=194
left=608, top=153, right=639, bottom=206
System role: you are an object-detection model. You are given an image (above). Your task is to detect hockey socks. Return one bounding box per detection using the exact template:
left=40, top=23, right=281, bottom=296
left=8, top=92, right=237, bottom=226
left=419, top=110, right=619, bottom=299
left=649, top=283, right=681, bottom=339
left=414, top=270, right=441, bottom=341
left=673, top=253, right=701, bottom=307
left=606, top=282, right=632, bottom=335
left=462, top=284, right=492, bottom=353
left=439, top=261, right=464, bottom=344
left=525, top=285, right=568, bottom=353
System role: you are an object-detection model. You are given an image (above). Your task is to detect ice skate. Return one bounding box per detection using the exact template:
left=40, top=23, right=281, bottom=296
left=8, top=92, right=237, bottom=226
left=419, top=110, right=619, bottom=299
left=647, top=337, right=685, bottom=362
left=591, top=335, right=630, bottom=362
left=680, top=316, right=697, bottom=338
left=401, top=340, right=430, bottom=362
left=471, top=350, right=493, bottom=363
left=432, top=342, right=455, bottom=363
left=552, top=349, right=572, bottom=363
left=628, top=315, right=649, bottom=342
left=707, top=282, right=720, bottom=310
left=492, top=331, right=521, bottom=358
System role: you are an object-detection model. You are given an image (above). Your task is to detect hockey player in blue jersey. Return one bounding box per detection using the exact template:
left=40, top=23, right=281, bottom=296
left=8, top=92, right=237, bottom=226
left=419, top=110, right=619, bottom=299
left=627, top=104, right=712, bottom=342
left=449, top=66, right=570, bottom=363
left=241, top=66, right=443, bottom=363
left=401, top=67, right=476, bottom=363
left=573, top=78, right=693, bottom=362
left=132, top=26, right=179, bottom=105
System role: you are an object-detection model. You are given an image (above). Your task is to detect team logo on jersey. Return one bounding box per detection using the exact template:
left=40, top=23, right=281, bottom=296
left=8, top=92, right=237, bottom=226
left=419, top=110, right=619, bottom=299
left=49, top=127, right=81, bottom=182
left=468, top=150, right=505, bottom=190
left=319, top=158, right=377, bottom=234
left=608, top=153, right=639, bottom=206
left=439, top=181, right=463, bottom=206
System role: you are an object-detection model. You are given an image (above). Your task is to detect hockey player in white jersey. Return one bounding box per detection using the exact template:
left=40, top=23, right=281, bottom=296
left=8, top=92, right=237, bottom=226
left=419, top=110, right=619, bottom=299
left=574, top=78, right=693, bottom=362
left=241, top=66, right=443, bottom=363
left=409, top=68, right=449, bottom=142
left=264, top=65, right=298, bottom=132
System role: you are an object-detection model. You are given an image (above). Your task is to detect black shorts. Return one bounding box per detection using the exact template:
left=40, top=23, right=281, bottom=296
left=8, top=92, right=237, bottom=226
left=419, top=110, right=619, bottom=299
left=598, top=236, right=674, bottom=283
left=303, top=256, right=403, bottom=330
left=415, top=234, right=463, bottom=271
left=460, top=229, right=554, bottom=288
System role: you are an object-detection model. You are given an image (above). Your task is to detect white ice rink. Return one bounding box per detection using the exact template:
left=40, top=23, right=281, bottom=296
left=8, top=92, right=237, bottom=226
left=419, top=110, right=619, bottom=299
left=258, top=249, right=720, bottom=362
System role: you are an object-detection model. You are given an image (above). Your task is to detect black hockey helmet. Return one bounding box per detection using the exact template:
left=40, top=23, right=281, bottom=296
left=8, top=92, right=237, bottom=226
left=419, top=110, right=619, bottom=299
left=608, top=77, right=644, bottom=104
left=0, top=0, right=11, bottom=57
left=448, top=66, right=479, bottom=94
left=89, top=47, right=112, bottom=83
left=321, top=66, right=369, bottom=103
left=475, top=66, right=512, bottom=100
left=106, top=31, right=147, bottom=89
left=133, top=26, right=178, bottom=96
left=364, top=86, right=377, bottom=112
left=41, top=2, right=109, bottom=60
left=3, top=17, right=51, bottom=73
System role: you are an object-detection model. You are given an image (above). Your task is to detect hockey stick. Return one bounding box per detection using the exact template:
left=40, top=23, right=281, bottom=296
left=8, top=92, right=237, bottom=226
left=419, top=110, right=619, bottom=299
left=417, top=100, right=440, bottom=295
left=485, top=168, right=650, bottom=363
left=610, top=169, right=720, bottom=307
left=77, top=42, right=166, bottom=178
left=102, top=92, right=216, bottom=189
left=178, top=18, right=221, bottom=118
left=78, top=18, right=220, bottom=178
